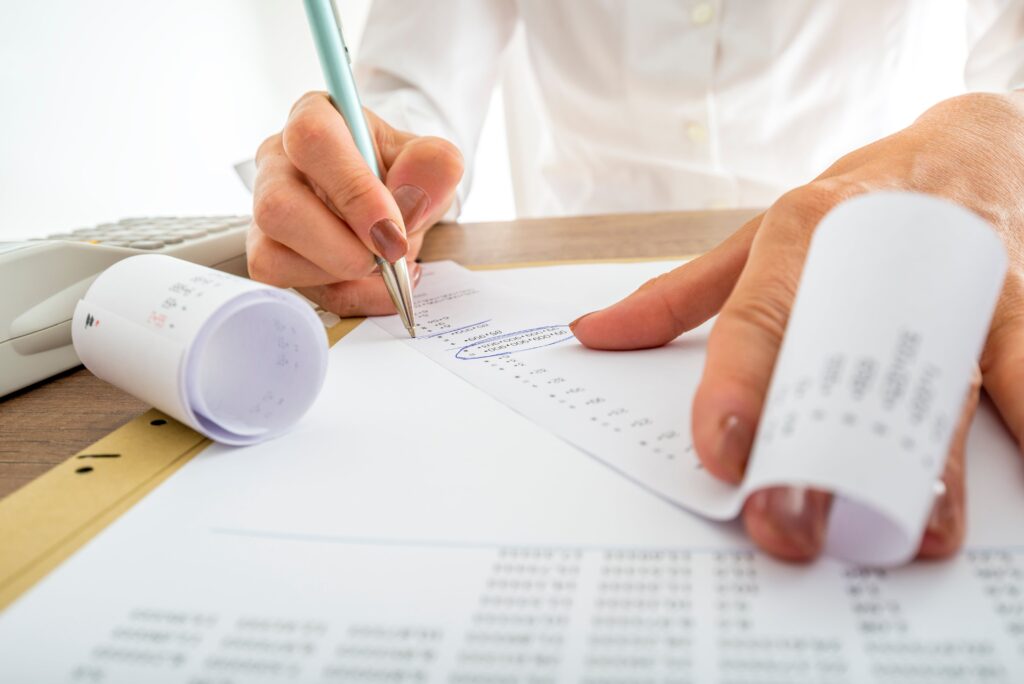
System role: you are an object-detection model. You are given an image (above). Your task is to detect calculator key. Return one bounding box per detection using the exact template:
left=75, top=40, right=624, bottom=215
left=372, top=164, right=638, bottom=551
left=160, top=235, right=184, bottom=244
left=72, top=227, right=99, bottom=235
left=178, top=229, right=208, bottom=239
left=204, top=223, right=233, bottom=233
left=164, top=224, right=199, bottom=234
left=128, top=240, right=166, bottom=250
left=46, top=233, right=76, bottom=240
left=102, top=240, right=133, bottom=247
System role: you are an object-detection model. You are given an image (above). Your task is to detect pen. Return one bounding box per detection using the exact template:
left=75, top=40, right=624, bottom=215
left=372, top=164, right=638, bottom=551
left=302, top=0, right=416, bottom=337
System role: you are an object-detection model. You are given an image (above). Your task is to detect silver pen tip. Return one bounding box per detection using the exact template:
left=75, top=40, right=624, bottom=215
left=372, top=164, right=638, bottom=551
left=406, top=325, right=417, bottom=338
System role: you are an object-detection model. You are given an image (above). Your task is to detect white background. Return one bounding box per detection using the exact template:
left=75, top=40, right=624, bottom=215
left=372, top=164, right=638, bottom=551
left=0, top=1, right=514, bottom=240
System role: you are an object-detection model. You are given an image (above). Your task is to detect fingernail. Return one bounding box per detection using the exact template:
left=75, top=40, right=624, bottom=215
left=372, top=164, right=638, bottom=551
left=569, top=311, right=596, bottom=333
left=926, top=484, right=957, bottom=537
left=745, top=487, right=832, bottom=561
left=921, top=478, right=964, bottom=557
left=369, top=218, right=407, bottom=262
left=714, top=415, right=755, bottom=483
left=393, top=185, right=430, bottom=234
left=411, top=263, right=423, bottom=287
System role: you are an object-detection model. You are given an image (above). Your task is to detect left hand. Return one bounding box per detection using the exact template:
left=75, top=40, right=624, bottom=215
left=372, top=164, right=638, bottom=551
left=571, top=92, right=1024, bottom=562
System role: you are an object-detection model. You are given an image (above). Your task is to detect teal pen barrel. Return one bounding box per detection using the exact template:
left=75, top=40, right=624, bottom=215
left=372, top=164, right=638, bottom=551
left=302, top=0, right=381, bottom=178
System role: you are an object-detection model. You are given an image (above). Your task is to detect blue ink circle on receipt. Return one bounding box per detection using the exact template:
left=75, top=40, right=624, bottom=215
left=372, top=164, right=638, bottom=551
left=456, top=325, right=575, bottom=360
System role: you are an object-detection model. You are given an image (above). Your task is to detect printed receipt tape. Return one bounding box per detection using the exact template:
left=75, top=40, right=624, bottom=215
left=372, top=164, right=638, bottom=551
left=72, top=255, right=328, bottom=446
left=744, top=192, right=1007, bottom=565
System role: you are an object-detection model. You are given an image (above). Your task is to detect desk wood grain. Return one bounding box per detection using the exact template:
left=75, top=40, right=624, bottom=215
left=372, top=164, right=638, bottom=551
left=0, top=208, right=758, bottom=499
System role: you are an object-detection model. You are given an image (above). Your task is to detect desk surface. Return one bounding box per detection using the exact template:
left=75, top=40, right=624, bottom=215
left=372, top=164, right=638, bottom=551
left=0, top=208, right=758, bottom=499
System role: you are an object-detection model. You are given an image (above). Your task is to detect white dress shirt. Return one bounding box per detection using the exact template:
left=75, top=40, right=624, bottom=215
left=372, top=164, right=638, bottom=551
left=355, top=1, right=1024, bottom=218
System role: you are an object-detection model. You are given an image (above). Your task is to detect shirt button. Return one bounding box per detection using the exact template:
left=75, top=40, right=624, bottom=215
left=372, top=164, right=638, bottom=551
left=686, top=121, right=708, bottom=143
left=691, top=2, right=715, bottom=25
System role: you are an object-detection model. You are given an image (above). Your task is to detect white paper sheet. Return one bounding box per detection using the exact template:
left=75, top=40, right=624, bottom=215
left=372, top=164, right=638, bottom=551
left=2, top=259, right=1024, bottom=682
left=375, top=194, right=1006, bottom=566
left=72, top=255, right=328, bottom=445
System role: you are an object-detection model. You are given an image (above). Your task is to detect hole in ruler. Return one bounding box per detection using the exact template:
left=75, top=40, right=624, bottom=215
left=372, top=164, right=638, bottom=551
left=150, top=419, right=167, bottom=426
left=75, top=466, right=94, bottom=474
left=77, top=453, right=120, bottom=459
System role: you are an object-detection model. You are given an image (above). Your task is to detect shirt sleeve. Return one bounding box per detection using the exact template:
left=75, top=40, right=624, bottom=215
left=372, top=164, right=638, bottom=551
left=965, top=0, right=1024, bottom=91
left=354, top=0, right=518, bottom=216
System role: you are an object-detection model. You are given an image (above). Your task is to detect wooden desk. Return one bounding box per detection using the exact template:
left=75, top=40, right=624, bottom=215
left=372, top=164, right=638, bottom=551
left=0, top=208, right=758, bottom=499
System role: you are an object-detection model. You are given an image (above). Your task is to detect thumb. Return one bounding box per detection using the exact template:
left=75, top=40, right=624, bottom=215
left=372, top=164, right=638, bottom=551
left=979, top=278, right=1024, bottom=448
left=570, top=216, right=760, bottom=350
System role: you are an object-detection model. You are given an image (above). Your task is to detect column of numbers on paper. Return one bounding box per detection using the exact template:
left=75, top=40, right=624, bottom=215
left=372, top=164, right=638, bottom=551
left=64, top=545, right=1024, bottom=683
left=148, top=273, right=227, bottom=332
left=412, top=311, right=697, bottom=471
left=759, top=330, right=951, bottom=472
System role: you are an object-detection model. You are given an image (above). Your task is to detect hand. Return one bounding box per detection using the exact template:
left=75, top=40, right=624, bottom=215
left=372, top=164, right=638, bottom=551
left=571, top=92, right=1024, bottom=562
left=247, top=92, right=464, bottom=315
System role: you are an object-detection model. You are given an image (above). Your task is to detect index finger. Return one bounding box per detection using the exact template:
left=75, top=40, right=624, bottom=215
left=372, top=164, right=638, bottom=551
left=282, top=92, right=408, bottom=263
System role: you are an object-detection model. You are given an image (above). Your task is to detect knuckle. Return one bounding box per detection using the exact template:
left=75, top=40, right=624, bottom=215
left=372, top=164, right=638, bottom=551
left=255, top=133, right=282, bottom=165
left=727, top=286, right=794, bottom=346
left=245, top=239, right=277, bottom=286
left=771, top=180, right=860, bottom=228
left=283, top=109, right=329, bottom=158
left=423, top=136, right=465, bottom=167
left=332, top=171, right=384, bottom=215
left=289, top=91, right=328, bottom=118
left=253, top=182, right=299, bottom=235
left=412, top=136, right=465, bottom=181
left=637, top=273, right=668, bottom=293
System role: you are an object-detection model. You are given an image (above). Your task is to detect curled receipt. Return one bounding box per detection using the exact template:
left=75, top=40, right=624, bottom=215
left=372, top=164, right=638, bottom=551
left=72, top=255, right=328, bottom=445
left=375, top=191, right=1008, bottom=566
left=747, top=192, right=1007, bottom=564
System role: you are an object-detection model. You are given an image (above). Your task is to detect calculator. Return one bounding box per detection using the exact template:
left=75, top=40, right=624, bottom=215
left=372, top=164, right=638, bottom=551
left=1, top=215, right=255, bottom=397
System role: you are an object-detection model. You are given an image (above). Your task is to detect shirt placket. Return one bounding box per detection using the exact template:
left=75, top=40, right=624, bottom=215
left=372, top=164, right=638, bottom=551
left=684, top=0, right=738, bottom=209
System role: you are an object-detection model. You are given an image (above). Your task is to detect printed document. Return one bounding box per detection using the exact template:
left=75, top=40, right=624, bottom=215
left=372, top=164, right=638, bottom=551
left=1, top=260, right=1022, bottom=683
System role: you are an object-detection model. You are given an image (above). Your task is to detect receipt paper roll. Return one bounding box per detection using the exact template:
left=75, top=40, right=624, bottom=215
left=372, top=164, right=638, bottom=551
left=72, top=255, right=328, bottom=445
left=743, top=192, right=1007, bottom=565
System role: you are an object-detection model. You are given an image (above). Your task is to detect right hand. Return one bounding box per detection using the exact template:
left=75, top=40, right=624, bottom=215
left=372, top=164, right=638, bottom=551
left=247, top=91, right=464, bottom=316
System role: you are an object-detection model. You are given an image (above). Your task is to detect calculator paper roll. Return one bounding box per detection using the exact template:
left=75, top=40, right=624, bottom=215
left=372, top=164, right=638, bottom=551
left=72, top=255, right=328, bottom=445
left=743, top=192, right=1007, bottom=565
